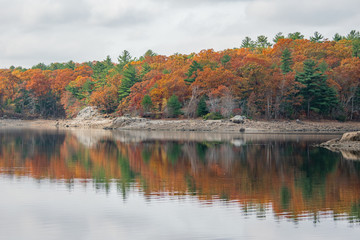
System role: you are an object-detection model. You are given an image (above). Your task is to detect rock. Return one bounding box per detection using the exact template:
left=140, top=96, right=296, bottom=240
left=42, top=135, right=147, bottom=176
left=75, top=106, right=101, bottom=120
left=230, top=115, right=246, bottom=124
left=320, top=131, right=360, bottom=160
left=109, top=116, right=148, bottom=129
left=340, top=131, right=360, bottom=142
left=296, top=119, right=303, bottom=124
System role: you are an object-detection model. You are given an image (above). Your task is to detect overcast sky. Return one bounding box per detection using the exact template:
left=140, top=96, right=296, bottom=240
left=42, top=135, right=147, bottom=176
left=0, top=0, right=359, bottom=68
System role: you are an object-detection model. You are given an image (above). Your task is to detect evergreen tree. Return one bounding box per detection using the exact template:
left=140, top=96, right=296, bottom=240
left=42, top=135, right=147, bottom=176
left=144, top=49, right=157, bottom=57
left=32, top=63, right=47, bottom=70
left=167, top=95, right=182, bottom=117
left=104, top=55, right=113, bottom=69
left=117, top=50, right=133, bottom=72
left=241, top=36, right=256, bottom=49
left=256, top=35, right=271, bottom=48
left=333, top=33, right=344, bottom=42
left=296, top=59, right=338, bottom=117
left=221, top=55, right=231, bottom=67
left=280, top=48, right=293, bottom=74
left=184, top=61, right=203, bottom=85
left=65, top=60, right=75, bottom=70
left=196, top=96, right=209, bottom=117
left=118, top=65, right=139, bottom=101
left=310, top=31, right=324, bottom=43
left=92, top=61, right=107, bottom=80
left=273, top=32, right=285, bottom=43
left=141, top=94, right=153, bottom=112
left=288, top=32, right=304, bottom=40
left=352, top=39, right=360, bottom=58
left=346, top=30, right=360, bottom=40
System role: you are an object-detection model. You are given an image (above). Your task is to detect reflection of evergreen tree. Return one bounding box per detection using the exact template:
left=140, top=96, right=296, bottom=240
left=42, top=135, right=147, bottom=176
left=117, top=152, right=136, bottom=200
left=297, top=147, right=339, bottom=200
left=196, top=143, right=208, bottom=163
left=280, top=186, right=291, bottom=210
left=166, top=142, right=182, bottom=165
left=185, top=174, right=197, bottom=195
left=350, top=203, right=360, bottom=223
left=141, top=144, right=152, bottom=164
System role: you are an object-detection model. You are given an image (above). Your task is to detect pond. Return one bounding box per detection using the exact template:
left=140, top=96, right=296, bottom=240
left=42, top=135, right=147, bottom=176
left=0, top=129, right=359, bottom=239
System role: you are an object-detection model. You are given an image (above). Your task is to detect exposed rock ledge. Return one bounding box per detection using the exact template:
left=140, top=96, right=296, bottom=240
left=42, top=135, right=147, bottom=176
left=320, top=131, right=360, bottom=160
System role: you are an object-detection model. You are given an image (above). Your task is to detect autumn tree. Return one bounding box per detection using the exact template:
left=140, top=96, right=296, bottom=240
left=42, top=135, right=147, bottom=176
left=333, top=58, right=360, bottom=119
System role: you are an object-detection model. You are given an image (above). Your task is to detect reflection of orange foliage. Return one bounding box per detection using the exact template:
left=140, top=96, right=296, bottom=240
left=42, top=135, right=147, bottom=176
left=1, top=132, right=360, bottom=222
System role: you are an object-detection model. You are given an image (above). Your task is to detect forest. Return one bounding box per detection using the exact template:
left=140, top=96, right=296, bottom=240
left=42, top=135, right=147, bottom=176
left=1, top=31, right=360, bottom=120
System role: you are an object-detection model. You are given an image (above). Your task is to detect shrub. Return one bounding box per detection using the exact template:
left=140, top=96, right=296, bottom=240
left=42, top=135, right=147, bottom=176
left=203, top=112, right=223, bottom=120
left=336, top=115, right=347, bottom=122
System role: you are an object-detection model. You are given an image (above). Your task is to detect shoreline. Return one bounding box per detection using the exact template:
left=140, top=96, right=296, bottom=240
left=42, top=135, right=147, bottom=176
left=0, top=118, right=359, bottom=134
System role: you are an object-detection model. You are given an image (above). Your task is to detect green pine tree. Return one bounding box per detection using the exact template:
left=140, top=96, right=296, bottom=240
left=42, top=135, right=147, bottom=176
left=287, top=32, right=304, bottom=40
left=141, top=94, right=153, bottom=112
left=116, top=50, right=133, bottom=72
left=333, top=33, right=344, bottom=42
left=310, top=31, right=324, bottom=43
left=196, top=96, right=209, bottom=117
left=280, top=48, right=293, bottom=74
left=256, top=35, right=271, bottom=48
left=273, top=32, right=285, bottom=43
left=118, top=65, right=139, bottom=101
left=221, top=55, right=231, bottom=67
left=167, top=95, right=182, bottom=117
left=296, top=59, right=339, bottom=117
left=184, top=61, right=203, bottom=85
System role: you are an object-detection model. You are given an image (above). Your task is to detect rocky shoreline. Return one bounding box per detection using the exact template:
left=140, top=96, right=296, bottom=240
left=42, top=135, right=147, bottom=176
left=1, top=107, right=360, bottom=134
left=1, top=117, right=360, bottom=134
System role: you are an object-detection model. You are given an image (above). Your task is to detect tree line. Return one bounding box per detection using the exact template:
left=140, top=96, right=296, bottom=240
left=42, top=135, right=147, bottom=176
left=1, top=31, right=360, bottom=120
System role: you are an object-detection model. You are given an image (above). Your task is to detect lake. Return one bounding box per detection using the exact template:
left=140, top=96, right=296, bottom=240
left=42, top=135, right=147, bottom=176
left=0, top=129, right=359, bottom=239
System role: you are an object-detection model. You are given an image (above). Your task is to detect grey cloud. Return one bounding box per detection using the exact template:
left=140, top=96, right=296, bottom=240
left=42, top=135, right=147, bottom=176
left=0, top=0, right=359, bottom=68
left=246, top=0, right=360, bottom=26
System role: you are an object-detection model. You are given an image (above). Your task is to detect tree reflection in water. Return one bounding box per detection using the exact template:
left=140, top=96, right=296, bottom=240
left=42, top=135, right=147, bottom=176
left=0, top=129, right=359, bottom=223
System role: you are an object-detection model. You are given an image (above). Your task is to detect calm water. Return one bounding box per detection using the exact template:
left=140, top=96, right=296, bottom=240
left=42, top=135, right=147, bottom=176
left=0, top=129, right=360, bottom=239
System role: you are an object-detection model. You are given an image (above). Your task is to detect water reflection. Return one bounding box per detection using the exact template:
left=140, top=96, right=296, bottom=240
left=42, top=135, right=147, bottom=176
left=0, top=129, right=359, bottom=224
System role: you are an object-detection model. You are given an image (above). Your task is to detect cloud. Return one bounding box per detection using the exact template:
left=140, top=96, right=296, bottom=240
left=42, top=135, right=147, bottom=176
left=246, top=0, right=360, bottom=26
left=0, top=0, right=359, bottom=68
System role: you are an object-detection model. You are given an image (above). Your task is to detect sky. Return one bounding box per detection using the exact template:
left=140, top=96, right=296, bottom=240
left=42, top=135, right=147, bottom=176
left=0, top=0, right=359, bottom=68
